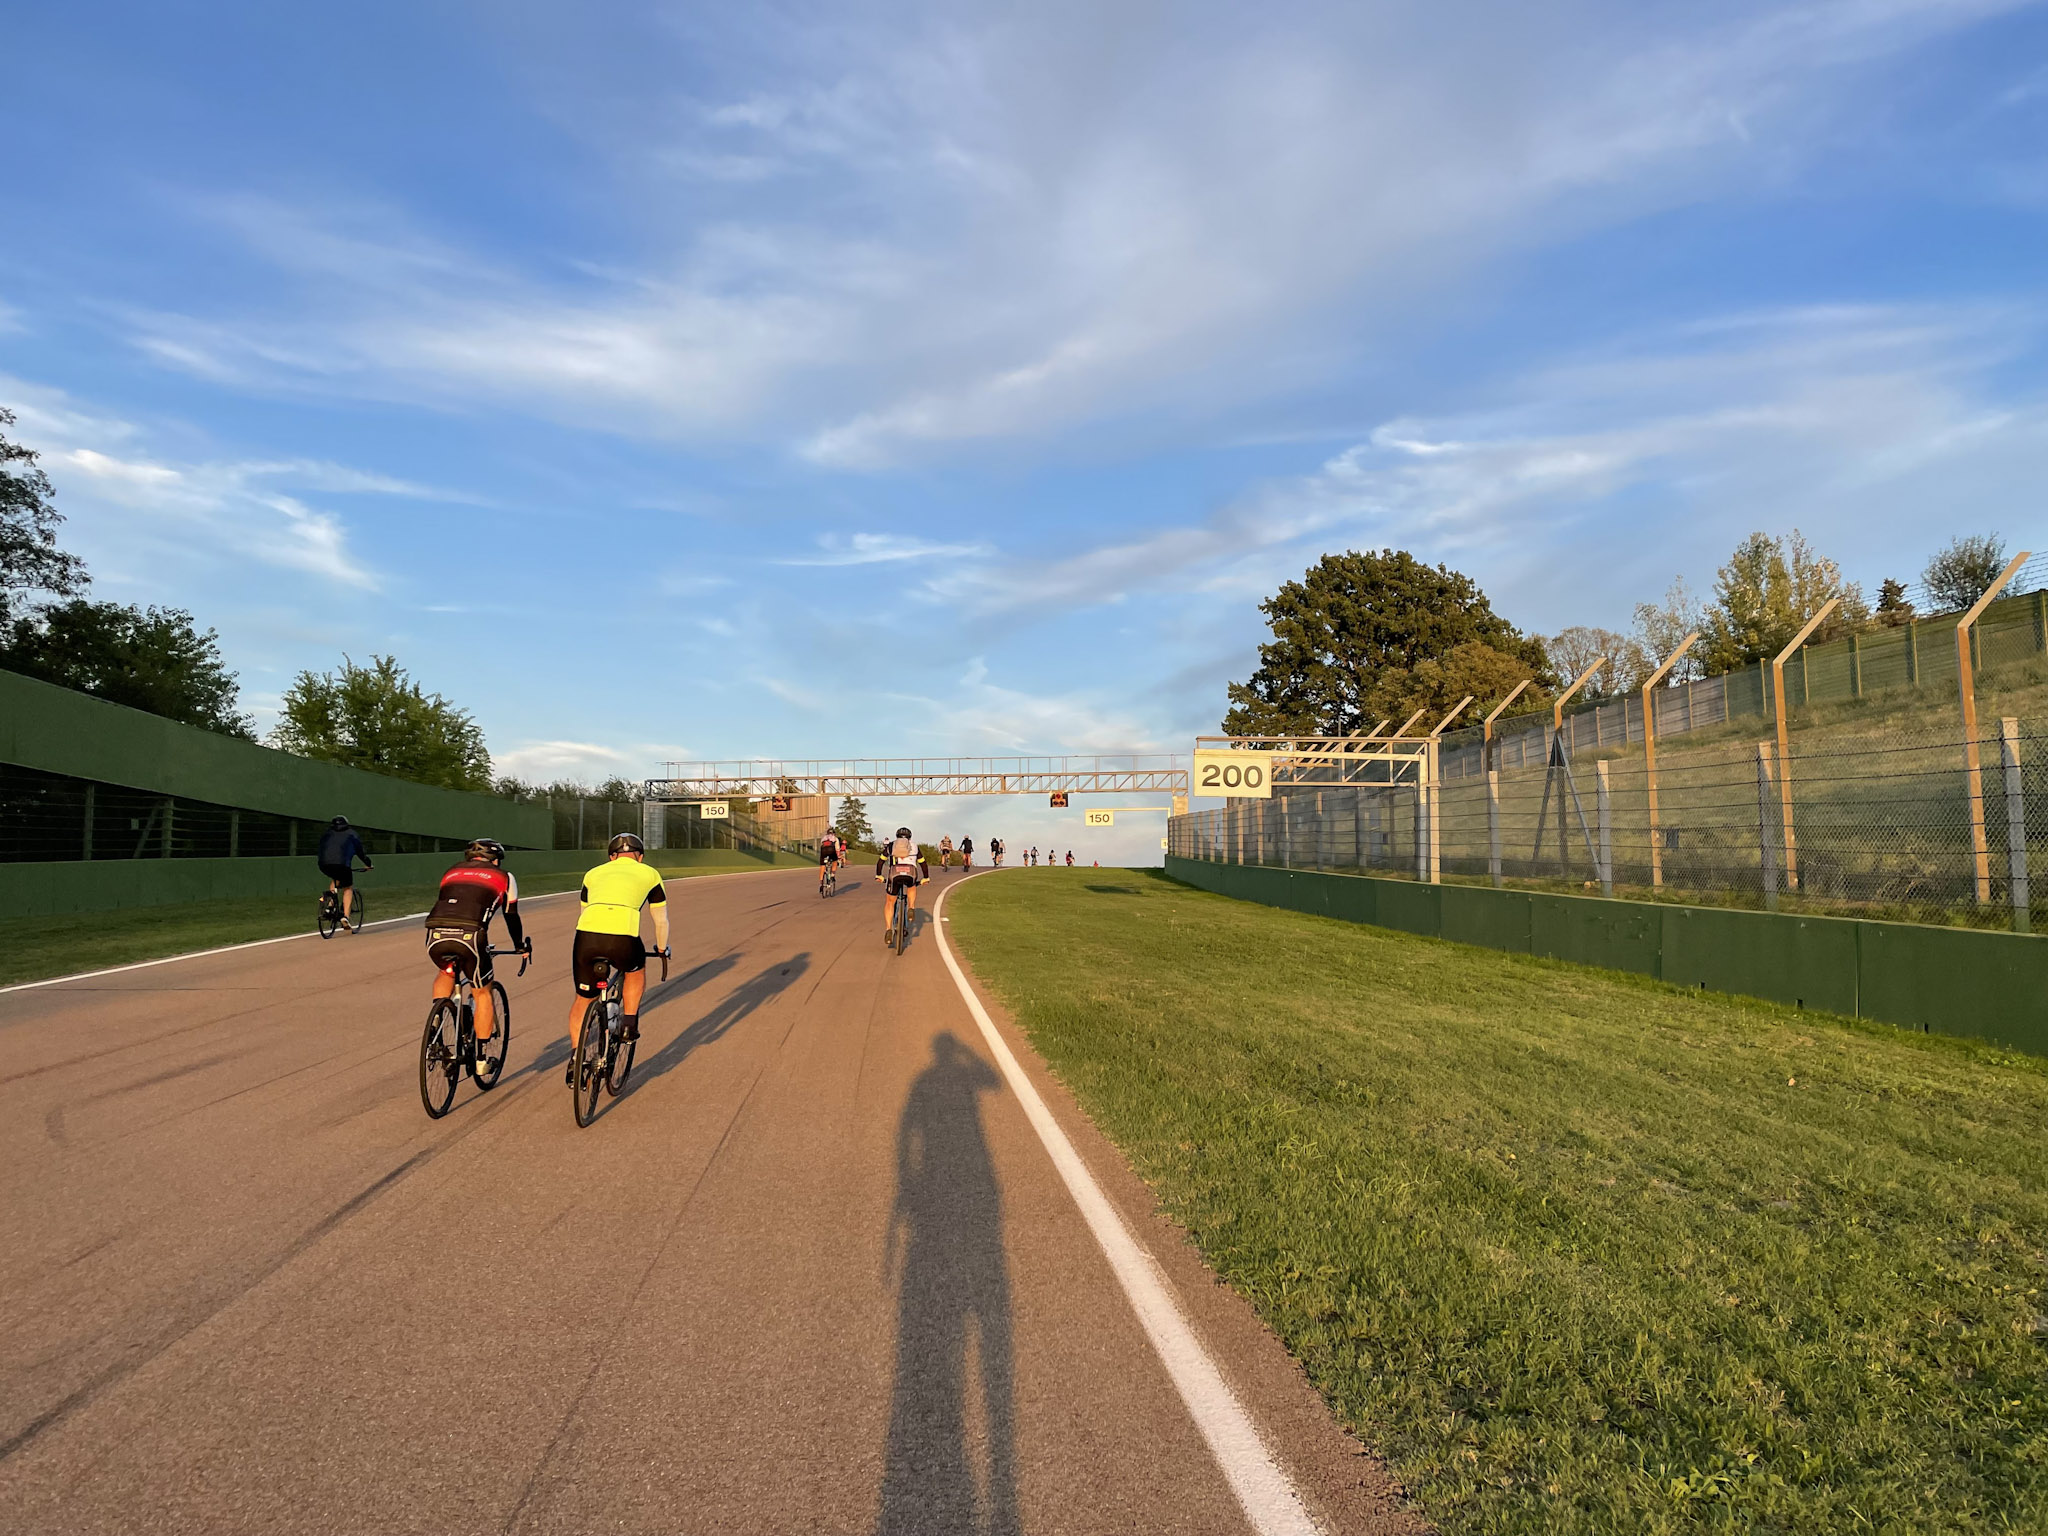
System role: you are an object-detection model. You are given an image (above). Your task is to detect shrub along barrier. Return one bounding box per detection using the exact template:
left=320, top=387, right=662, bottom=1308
left=1164, top=855, right=2048, bottom=1058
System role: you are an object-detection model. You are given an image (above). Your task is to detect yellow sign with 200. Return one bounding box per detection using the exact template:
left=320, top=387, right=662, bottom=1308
left=1192, top=750, right=1272, bottom=799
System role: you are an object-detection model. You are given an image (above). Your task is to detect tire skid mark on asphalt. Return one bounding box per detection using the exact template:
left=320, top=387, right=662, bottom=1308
left=3, top=871, right=820, bottom=1473
left=3, top=1015, right=578, bottom=1459
left=0, top=1147, right=433, bottom=1465
left=83, top=1052, right=236, bottom=1103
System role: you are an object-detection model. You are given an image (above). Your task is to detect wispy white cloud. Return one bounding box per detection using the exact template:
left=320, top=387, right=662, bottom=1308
left=492, top=738, right=697, bottom=782
left=0, top=375, right=442, bottom=590
left=779, top=531, right=991, bottom=566
left=109, top=0, right=2029, bottom=464
left=918, top=301, right=2048, bottom=625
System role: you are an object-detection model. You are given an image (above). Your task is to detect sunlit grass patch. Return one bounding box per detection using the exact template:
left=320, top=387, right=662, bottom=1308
left=949, top=868, right=2048, bottom=1535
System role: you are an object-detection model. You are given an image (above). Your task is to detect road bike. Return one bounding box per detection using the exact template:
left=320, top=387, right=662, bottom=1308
left=887, top=880, right=914, bottom=955
left=571, top=945, right=671, bottom=1128
left=820, top=860, right=837, bottom=898
left=419, top=945, right=527, bottom=1118
left=318, top=884, right=367, bottom=939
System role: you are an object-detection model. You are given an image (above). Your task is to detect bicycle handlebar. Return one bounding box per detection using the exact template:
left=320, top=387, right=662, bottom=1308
left=486, top=945, right=531, bottom=979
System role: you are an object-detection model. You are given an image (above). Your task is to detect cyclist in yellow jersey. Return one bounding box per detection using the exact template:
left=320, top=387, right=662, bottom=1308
left=566, top=833, right=671, bottom=1071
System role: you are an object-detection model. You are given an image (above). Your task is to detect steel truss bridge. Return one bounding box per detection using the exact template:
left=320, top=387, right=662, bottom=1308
left=646, top=755, right=1188, bottom=801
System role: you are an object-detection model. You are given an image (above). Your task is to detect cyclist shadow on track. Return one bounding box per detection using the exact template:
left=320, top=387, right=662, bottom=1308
left=626, top=952, right=811, bottom=1092
left=506, top=952, right=743, bottom=1088
left=879, top=1031, right=1018, bottom=1536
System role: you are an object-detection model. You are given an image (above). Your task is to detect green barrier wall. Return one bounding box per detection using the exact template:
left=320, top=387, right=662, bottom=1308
left=1164, top=856, right=2048, bottom=1058
left=0, top=845, right=817, bottom=919
left=0, top=668, right=549, bottom=848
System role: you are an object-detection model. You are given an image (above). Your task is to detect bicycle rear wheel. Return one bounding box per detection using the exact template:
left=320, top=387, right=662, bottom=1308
left=318, top=892, right=340, bottom=940
left=572, top=1001, right=608, bottom=1127
left=472, top=981, right=510, bottom=1089
left=419, top=1001, right=461, bottom=1118
left=893, top=895, right=908, bottom=954
left=605, top=1016, right=636, bottom=1098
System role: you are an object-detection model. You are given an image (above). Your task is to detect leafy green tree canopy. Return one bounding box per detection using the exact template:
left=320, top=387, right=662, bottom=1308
left=1697, top=530, right=1867, bottom=674
left=0, top=599, right=254, bottom=737
left=272, top=654, right=492, bottom=791
left=1223, top=549, right=1549, bottom=736
left=0, top=408, right=88, bottom=618
left=1921, top=533, right=2008, bottom=614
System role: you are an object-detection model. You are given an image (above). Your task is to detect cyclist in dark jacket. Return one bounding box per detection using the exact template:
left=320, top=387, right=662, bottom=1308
left=317, top=816, right=374, bottom=932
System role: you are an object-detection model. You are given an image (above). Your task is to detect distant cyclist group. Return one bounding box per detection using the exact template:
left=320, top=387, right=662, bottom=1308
left=314, top=806, right=1065, bottom=1124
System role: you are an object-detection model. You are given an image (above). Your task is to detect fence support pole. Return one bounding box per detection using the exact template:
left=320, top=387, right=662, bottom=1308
left=1354, top=789, right=1366, bottom=871
left=1960, top=551, right=2032, bottom=905
left=1757, top=743, right=1778, bottom=911
left=1313, top=792, right=1325, bottom=870
left=81, top=783, right=94, bottom=860
left=1487, top=769, right=1502, bottom=888
left=1427, top=741, right=1441, bottom=884
left=1772, top=599, right=1840, bottom=891
left=1278, top=796, right=1290, bottom=868
left=1596, top=760, right=1613, bottom=897
left=1640, top=632, right=1699, bottom=890
left=2003, top=717, right=2030, bottom=934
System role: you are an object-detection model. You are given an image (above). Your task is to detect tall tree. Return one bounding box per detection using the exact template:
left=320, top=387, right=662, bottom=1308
left=1874, top=577, right=1915, bottom=628
left=832, top=796, right=874, bottom=848
left=1222, top=550, right=1549, bottom=736
left=1545, top=626, right=1642, bottom=700
left=272, top=654, right=492, bottom=791
left=1630, top=577, right=1705, bottom=684
left=0, top=599, right=254, bottom=737
left=1697, top=530, right=1867, bottom=674
left=1921, top=533, right=2008, bottom=614
left=0, top=408, right=88, bottom=619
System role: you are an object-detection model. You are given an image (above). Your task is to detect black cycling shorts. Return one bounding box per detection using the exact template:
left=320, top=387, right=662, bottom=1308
left=573, top=930, right=646, bottom=998
left=820, top=847, right=841, bottom=866
left=319, top=861, right=355, bottom=890
left=885, top=869, right=921, bottom=895
left=426, top=925, right=491, bottom=984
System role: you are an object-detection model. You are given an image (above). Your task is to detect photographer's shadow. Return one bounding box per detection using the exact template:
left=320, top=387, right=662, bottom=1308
left=879, top=1032, right=1017, bottom=1536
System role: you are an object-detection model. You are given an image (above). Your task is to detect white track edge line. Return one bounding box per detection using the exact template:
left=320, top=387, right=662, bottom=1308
left=929, top=872, right=1322, bottom=1536
left=0, top=864, right=803, bottom=995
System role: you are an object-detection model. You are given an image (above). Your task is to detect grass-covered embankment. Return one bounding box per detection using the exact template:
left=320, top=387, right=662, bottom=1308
left=947, top=868, right=2048, bottom=1535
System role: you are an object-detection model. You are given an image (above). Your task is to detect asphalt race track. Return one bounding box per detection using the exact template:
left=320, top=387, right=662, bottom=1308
left=0, top=865, right=1418, bottom=1535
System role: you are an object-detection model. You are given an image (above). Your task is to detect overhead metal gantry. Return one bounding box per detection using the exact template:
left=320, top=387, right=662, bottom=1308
left=646, top=755, right=1188, bottom=800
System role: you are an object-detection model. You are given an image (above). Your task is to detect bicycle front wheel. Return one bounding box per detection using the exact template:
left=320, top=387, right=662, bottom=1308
left=351, top=891, right=369, bottom=931
left=419, top=1001, right=461, bottom=1118
left=472, top=982, right=510, bottom=1089
left=572, top=1002, right=608, bottom=1127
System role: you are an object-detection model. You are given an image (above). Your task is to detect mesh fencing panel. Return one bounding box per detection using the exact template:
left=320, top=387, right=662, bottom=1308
left=1169, top=716, right=2048, bottom=931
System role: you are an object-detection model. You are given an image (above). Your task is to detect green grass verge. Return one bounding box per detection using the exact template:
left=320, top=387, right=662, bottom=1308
left=0, top=861, right=789, bottom=987
left=947, top=869, right=2048, bottom=1535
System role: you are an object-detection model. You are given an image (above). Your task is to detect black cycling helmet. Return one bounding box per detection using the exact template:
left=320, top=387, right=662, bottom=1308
left=609, top=832, right=645, bottom=856
left=895, top=827, right=913, bottom=839
left=330, top=815, right=351, bottom=829
left=467, top=838, right=506, bottom=864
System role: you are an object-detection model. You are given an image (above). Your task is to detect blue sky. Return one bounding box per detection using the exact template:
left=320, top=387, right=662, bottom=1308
left=5, top=0, right=2047, bottom=861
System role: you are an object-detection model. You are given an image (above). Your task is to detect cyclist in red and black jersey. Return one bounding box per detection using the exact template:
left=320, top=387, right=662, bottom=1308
left=423, top=839, right=530, bottom=1045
